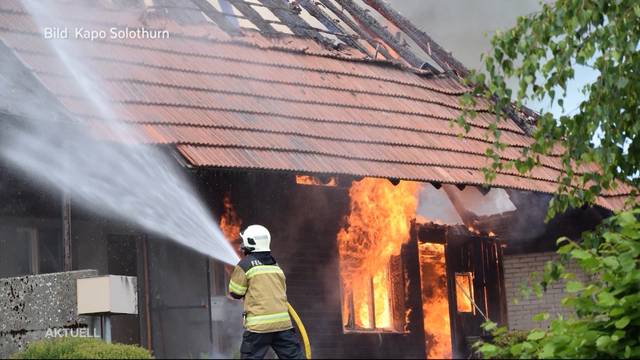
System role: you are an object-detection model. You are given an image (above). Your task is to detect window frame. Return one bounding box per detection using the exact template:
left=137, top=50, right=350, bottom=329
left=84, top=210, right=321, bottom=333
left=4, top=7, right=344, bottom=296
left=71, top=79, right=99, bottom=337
left=340, top=256, right=407, bottom=334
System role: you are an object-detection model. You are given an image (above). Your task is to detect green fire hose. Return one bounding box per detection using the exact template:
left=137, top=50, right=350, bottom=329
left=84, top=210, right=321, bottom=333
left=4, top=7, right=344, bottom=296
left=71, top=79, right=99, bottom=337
left=287, top=303, right=312, bottom=359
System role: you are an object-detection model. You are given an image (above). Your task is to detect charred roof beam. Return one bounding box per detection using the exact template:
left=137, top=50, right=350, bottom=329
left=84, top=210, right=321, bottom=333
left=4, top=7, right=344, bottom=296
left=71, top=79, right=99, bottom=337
left=260, top=18, right=362, bottom=40
left=332, top=0, right=425, bottom=68
left=211, top=9, right=352, bottom=39
left=359, top=1, right=537, bottom=133
left=316, top=0, right=393, bottom=60
left=363, top=0, right=469, bottom=76
left=357, top=1, right=535, bottom=133
left=258, top=0, right=326, bottom=42
left=297, top=0, right=370, bottom=54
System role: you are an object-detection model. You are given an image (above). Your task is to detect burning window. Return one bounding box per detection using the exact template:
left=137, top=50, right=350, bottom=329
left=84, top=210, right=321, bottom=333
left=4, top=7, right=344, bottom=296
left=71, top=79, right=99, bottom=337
left=419, top=242, right=452, bottom=359
left=455, top=272, right=474, bottom=313
left=295, top=175, right=338, bottom=187
left=337, top=178, right=420, bottom=333
left=341, top=257, right=404, bottom=331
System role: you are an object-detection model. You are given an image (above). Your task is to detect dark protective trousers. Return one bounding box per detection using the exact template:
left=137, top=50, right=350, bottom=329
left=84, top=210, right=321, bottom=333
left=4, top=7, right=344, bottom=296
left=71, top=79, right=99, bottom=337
left=240, top=328, right=304, bottom=359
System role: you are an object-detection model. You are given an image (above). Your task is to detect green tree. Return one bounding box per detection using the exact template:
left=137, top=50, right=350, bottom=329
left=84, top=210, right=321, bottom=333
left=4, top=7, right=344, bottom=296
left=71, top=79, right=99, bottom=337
left=459, top=0, right=640, bottom=358
left=461, top=0, right=639, bottom=215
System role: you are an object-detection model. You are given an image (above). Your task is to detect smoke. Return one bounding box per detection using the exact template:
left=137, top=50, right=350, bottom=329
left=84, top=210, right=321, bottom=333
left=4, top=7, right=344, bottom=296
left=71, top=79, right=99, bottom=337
left=501, top=191, right=552, bottom=242
left=0, top=1, right=239, bottom=265
left=416, top=184, right=516, bottom=225
left=385, top=0, right=542, bottom=70
left=454, top=186, right=516, bottom=216
left=384, top=0, right=563, bottom=246
left=416, top=184, right=462, bottom=225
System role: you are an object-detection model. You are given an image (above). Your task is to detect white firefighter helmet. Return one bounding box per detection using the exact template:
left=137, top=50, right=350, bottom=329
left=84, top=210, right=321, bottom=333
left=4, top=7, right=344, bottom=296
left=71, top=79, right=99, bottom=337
left=240, top=224, right=271, bottom=253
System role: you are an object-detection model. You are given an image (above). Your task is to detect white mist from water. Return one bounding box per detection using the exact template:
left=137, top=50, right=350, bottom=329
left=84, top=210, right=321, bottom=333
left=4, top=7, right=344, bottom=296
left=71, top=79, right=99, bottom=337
left=1, top=0, right=240, bottom=266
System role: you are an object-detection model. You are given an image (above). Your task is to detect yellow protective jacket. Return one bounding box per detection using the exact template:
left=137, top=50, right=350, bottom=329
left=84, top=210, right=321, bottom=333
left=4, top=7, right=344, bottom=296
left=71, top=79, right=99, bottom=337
left=229, top=252, right=293, bottom=333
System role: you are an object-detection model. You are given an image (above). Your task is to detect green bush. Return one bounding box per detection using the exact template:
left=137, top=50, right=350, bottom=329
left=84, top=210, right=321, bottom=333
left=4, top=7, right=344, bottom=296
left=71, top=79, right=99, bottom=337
left=475, top=209, right=640, bottom=358
left=471, top=329, right=530, bottom=359
left=12, top=337, right=153, bottom=359
left=491, top=330, right=530, bottom=349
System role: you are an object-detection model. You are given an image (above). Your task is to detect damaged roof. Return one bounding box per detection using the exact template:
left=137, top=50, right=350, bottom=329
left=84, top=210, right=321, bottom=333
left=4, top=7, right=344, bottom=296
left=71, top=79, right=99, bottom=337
left=0, top=0, right=633, bottom=210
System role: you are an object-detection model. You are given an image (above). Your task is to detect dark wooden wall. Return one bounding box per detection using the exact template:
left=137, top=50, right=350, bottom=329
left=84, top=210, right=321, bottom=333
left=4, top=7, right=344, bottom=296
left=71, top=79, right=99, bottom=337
left=438, top=228, right=507, bottom=358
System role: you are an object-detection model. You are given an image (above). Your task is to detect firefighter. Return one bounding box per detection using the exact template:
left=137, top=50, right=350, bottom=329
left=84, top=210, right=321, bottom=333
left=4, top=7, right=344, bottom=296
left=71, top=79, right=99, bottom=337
left=228, top=224, right=304, bottom=359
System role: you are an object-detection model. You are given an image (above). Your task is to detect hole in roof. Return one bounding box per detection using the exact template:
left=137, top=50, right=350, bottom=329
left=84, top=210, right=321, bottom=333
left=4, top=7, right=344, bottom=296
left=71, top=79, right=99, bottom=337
left=212, top=0, right=260, bottom=31
left=271, top=22, right=294, bottom=35
left=323, top=33, right=342, bottom=44
left=238, top=19, right=260, bottom=30
left=250, top=3, right=280, bottom=22
left=297, top=6, right=329, bottom=32
left=351, top=0, right=444, bottom=71
left=317, top=0, right=383, bottom=56
left=208, top=0, right=355, bottom=49
left=306, top=1, right=374, bottom=55
left=234, top=0, right=294, bottom=35
left=207, top=0, right=224, bottom=12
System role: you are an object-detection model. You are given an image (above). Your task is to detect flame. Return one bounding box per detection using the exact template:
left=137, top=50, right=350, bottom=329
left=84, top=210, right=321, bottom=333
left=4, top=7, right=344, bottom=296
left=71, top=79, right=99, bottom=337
left=488, top=231, right=496, bottom=237
left=219, top=192, right=242, bottom=258
left=296, top=175, right=337, bottom=187
left=338, top=178, right=420, bottom=330
left=419, top=242, right=452, bottom=359
left=455, top=273, right=474, bottom=313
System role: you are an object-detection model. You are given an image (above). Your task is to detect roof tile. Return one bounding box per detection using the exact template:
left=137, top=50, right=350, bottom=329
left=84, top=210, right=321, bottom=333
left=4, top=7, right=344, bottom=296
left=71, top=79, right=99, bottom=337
left=0, top=1, right=632, bottom=209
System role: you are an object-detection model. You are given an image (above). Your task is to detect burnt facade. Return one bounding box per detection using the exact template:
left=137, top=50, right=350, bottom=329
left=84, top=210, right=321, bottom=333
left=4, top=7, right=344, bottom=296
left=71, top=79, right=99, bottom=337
left=0, top=149, right=610, bottom=359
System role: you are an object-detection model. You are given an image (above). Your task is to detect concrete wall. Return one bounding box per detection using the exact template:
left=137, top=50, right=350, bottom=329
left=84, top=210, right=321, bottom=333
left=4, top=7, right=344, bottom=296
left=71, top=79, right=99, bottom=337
left=0, top=270, right=97, bottom=357
left=503, top=252, right=587, bottom=330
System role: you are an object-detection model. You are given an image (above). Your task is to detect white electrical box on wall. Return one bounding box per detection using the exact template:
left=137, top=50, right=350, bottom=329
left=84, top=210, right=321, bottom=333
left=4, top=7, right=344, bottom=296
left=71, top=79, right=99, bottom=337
left=77, top=275, right=138, bottom=315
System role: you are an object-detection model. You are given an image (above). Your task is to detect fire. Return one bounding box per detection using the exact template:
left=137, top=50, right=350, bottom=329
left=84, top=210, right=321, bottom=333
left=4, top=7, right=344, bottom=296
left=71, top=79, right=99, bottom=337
left=219, top=192, right=242, bottom=258
left=295, top=175, right=338, bottom=187
left=419, top=242, right=452, bottom=359
left=455, top=273, right=474, bottom=313
left=337, top=178, right=420, bottom=330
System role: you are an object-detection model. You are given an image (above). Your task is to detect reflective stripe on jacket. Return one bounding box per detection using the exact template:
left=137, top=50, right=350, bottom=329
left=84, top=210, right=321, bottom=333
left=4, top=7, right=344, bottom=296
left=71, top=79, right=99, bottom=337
left=229, top=253, right=293, bottom=333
